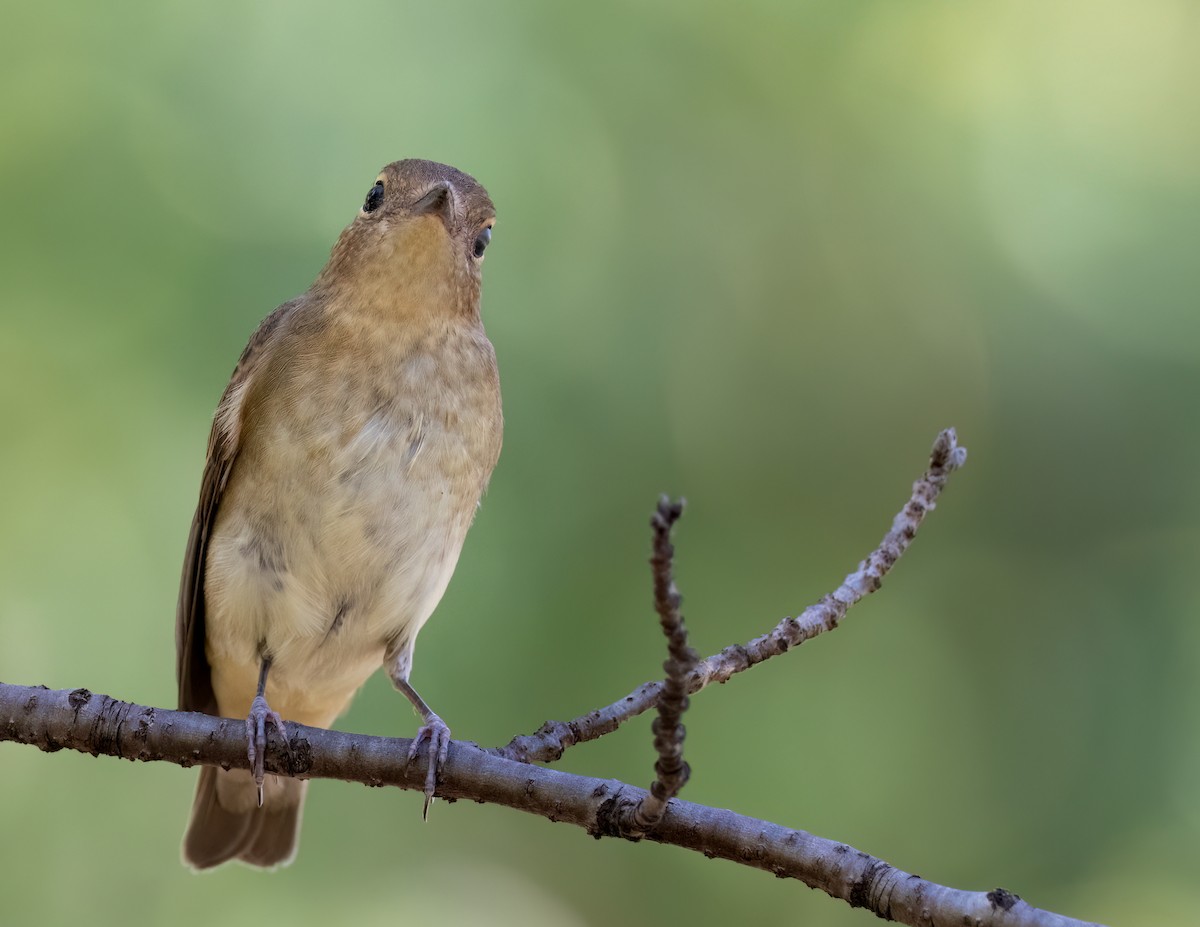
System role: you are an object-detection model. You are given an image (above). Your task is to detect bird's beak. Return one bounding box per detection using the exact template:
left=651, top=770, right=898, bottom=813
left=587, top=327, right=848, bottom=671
left=410, top=182, right=457, bottom=230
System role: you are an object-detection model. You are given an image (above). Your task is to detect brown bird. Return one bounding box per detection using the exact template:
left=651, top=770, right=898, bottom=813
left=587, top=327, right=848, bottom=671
left=176, top=159, right=503, bottom=870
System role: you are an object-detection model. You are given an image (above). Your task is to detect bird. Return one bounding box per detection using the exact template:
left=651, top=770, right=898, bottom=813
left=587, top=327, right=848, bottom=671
left=175, top=159, right=503, bottom=870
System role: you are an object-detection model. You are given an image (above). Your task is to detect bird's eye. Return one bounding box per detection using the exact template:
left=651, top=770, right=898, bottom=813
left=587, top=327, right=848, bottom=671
left=472, top=226, right=492, bottom=259
left=362, top=181, right=385, bottom=214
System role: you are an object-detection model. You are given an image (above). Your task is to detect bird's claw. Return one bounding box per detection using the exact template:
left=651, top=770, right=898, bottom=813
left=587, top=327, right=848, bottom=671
left=245, top=694, right=285, bottom=808
left=407, top=715, right=451, bottom=819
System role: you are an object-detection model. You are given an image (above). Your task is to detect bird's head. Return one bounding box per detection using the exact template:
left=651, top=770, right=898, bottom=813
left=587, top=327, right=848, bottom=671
left=318, top=159, right=496, bottom=317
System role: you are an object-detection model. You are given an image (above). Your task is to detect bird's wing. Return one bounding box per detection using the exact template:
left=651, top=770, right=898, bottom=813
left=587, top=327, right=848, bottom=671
left=175, top=300, right=298, bottom=713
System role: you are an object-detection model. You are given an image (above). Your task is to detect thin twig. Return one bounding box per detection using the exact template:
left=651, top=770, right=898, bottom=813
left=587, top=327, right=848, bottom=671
left=630, top=496, right=698, bottom=832
left=496, top=428, right=968, bottom=765
left=0, top=682, right=1102, bottom=927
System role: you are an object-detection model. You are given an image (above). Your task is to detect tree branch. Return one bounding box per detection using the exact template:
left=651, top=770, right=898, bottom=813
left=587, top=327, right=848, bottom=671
left=497, top=428, right=969, bottom=765
left=629, top=496, right=697, bottom=833
left=0, top=429, right=1101, bottom=925
left=0, top=682, right=1100, bottom=927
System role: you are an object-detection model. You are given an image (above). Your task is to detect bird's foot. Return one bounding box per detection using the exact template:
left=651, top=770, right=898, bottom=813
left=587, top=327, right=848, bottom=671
left=245, top=695, right=286, bottom=808
left=407, top=713, right=451, bottom=819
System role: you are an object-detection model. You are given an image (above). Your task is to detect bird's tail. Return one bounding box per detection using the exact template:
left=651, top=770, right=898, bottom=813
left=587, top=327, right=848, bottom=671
left=182, top=766, right=307, bottom=870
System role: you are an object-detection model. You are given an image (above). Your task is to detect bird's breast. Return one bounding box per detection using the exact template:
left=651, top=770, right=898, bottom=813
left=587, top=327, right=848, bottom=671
left=203, top=315, right=501, bottom=718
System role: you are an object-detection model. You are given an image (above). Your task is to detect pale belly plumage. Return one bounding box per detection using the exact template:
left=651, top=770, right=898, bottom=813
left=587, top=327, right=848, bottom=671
left=202, top=324, right=499, bottom=729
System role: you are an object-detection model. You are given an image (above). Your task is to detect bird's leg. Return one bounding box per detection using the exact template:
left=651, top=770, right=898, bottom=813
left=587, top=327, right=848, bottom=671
left=391, top=675, right=450, bottom=819
left=246, top=657, right=285, bottom=808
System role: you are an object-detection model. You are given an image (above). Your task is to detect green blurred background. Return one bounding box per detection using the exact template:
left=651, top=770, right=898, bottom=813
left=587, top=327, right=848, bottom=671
left=2, top=2, right=1197, bottom=924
